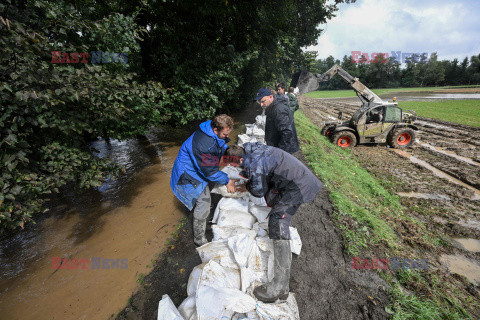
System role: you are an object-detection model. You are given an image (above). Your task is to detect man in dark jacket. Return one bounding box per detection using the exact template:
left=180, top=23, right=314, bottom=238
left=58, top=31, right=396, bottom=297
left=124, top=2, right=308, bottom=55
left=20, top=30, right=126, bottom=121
left=170, top=114, right=237, bottom=246
left=225, top=142, right=323, bottom=302
left=275, top=82, right=290, bottom=105
left=254, top=87, right=300, bottom=154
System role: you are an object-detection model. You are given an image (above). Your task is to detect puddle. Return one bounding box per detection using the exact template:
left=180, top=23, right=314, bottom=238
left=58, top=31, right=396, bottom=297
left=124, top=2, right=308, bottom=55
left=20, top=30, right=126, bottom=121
left=440, top=255, right=480, bottom=285
left=417, top=141, right=480, bottom=167
left=397, top=192, right=450, bottom=201
left=452, top=238, right=480, bottom=253
left=392, top=149, right=480, bottom=201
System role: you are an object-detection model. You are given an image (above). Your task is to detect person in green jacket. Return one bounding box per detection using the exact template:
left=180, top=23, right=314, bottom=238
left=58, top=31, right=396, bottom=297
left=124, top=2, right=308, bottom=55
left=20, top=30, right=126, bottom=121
left=287, top=87, right=299, bottom=114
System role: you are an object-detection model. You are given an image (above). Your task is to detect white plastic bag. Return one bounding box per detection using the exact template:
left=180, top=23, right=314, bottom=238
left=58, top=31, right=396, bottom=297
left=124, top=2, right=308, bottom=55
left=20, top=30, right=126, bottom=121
left=196, top=285, right=256, bottom=320
left=237, top=134, right=251, bottom=147
left=196, top=240, right=239, bottom=270
left=198, top=260, right=241, bottom=291
left=249, top=204, right=271, bottom=223
left=212, top=225, right=257, bottom=241
left=249, top=194, right=268, bottom=207
left=187, top=263, right=206, bottom=296
left=157, top=294, right=184, bottom=320
left=289, top=227, right=302, bottom=256
left=211, top=184, right=249, bottom=198
left=255, top=293, right=300, bottom=320
left=227, top=234, right=258, bottom=292
left=212, top=197, right=249, bottom=224
left=178, top=296, right=196, bottom=320
left=217, top=208, right=256, bottom=229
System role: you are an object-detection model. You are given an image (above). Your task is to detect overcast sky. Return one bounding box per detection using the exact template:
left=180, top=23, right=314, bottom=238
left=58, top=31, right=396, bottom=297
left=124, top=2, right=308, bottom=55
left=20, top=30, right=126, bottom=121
left=306, top=0, right=480, bottom=64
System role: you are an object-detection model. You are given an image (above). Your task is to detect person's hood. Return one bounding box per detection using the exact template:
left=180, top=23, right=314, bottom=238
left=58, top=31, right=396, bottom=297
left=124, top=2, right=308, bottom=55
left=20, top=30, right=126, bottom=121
left=241, top=142, right=268, bottom=168
left=199, top=120, right=230, bottom=147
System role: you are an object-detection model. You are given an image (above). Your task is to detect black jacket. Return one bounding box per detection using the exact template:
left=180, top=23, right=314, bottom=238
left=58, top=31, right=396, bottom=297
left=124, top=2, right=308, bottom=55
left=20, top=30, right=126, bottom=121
left=241, top=143, right=322, bottom=210
left=265, top=96, right=300, bottom=154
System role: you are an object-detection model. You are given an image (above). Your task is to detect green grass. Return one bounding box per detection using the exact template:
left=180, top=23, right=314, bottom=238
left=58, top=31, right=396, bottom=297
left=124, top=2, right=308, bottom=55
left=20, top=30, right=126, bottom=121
left=304, top=85, right=480, bottom=99
left=295, top=111, right=475, bottom=319
left=399, top=100, right=480, bottom=127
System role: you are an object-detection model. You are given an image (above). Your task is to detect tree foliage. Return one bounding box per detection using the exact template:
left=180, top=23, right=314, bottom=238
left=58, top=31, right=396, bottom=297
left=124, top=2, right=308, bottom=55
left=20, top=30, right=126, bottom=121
left=1, top=0, right=353, bottom=231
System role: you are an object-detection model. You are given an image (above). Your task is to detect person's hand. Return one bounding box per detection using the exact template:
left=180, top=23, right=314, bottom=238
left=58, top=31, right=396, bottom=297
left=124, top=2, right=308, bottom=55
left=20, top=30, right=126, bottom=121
left=226, top=179, right=237, bottom=193
left=235, top=183, right=247, bottom=193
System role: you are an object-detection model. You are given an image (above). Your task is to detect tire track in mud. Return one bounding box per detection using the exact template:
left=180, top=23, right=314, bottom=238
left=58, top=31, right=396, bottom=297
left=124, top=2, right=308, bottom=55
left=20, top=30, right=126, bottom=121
left=300, top=96, right=480, bottom=198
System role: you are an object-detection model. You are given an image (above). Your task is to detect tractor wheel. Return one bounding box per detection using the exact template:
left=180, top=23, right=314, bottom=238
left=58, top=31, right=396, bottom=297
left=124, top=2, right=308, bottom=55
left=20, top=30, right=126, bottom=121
left=332, top=131, right=357, bottom=148
left=321, top=124, right=335, bottom=137
left=388, top=128, right=415, bottom=148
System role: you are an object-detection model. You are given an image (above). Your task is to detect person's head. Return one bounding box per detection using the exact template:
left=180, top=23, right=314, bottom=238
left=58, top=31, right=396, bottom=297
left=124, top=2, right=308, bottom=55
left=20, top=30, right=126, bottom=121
left=224, top=145, right=245, bottom=166
left=211, top=114, right=234, bottom=140
left=289, top=87, right=295, bottom=94
left=275, top=82, right=286, bottom=95
left=253, top=87, right=274, bottom=109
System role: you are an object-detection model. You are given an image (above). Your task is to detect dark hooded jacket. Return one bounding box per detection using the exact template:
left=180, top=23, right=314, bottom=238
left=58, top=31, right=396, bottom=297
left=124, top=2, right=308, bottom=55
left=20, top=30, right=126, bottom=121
left=265, top=96, right=300, bottom=154
left=241, top=143, right=322, bottom=210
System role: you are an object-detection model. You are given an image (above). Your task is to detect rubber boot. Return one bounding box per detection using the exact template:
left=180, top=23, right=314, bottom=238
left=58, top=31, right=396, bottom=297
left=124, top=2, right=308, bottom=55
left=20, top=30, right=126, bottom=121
left=193, top=218, right=208, bottom=247
left=254, top=239, right=291, bottom=302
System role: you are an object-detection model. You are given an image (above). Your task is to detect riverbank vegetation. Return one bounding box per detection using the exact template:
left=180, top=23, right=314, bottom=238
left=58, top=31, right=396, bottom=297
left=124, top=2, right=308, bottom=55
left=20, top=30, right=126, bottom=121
left=0, top=0, right=353, bottom=231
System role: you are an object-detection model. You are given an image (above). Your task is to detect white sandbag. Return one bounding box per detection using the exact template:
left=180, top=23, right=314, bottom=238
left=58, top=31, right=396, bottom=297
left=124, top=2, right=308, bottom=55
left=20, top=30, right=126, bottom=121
left=188, top=310, right=197, bottom=320
left=245, top=124, right=255, bottom=135
left=196, top=285, right=256, bottom=320
left=212, top=225, right=257, bottom=241
left=217, top=208, right=256, bottom=229
left=221, top=165, right=245, bottom=180
left=212, top=197, right=249, bottom=224
left=255, top=237, right=275, bottom=282
left=227, top=234, right=258, bottom=292
left=157, top=294, right=184, bottom=320
left=255, top=293, right=300, bottom=320
left=249, top=194, right=268, bottom=207
left=253, top=222, right=269, bottom=238
left=252, top=126, right=265, bottom=136
left=178, top=296, right=196, bottom=320
left=196, top=240, right=239, bottom=270
left=187, top=263, right=206, bottom=296
left=255, top=115, right=266, bottom=126
left=289, top=227, right=302, bottom=256
left=198, top=260, right=241, bottom=291
left=249, top=204, right=271, bottom=223
left=237, top=134, right=252, bottom=147
left=211, top=184, right=249, bottom=198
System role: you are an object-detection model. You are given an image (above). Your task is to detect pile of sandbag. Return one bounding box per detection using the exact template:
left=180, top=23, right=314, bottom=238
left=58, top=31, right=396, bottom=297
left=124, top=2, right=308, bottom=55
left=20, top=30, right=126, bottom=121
left=158, top=116, right=302, bottom=320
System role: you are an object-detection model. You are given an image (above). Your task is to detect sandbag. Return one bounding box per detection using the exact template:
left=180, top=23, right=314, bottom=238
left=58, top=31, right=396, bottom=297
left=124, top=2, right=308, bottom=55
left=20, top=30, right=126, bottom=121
left=211, top=184, right=249, bottom=198
left=196, top=240, right=239, bottom=270
left=249, top=204, right=271, bottom=223
left=198, top=260, right=241, bottom=291
left=157, top=294, right=184, bottom=320
left=249, top=194, right=268, bottom=207
left=196, top=285, right=256, bottom=320
left=187, top=263, right=206, bottom=296
left=217, top=208, right=256, bottom=229
left=255, top=293, right=300, bottom=320
left=289, top=227, right=302, bottom=256
left=212, top=197, right=249, bottom=224
left=212, top=225, right=257, bottom=241
left=178, top=296, right=196, bottom=320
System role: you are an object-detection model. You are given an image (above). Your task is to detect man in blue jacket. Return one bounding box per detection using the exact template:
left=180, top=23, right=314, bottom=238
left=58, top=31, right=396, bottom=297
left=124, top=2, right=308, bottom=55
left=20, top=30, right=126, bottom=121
left=170, top=114, right=237, bottom=246
left=225, top=142, right=323, bottom=302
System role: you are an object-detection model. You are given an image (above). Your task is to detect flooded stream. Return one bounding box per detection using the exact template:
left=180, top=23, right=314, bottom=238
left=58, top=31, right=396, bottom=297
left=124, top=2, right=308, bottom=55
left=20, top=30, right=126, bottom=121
left=0, top=128, right=190, bottom=319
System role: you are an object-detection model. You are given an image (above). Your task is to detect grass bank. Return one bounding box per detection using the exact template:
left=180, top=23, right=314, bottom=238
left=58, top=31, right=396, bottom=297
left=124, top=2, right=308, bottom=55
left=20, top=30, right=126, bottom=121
left=295, top=111, right=476, bottom=319
left=304, top=85, right=480, bottom=99
left=399, top=100, right=480, bottom=127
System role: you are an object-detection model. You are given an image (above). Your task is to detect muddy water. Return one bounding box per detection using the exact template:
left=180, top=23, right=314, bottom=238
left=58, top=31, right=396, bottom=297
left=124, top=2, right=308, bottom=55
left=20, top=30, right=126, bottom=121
left=452, top=238, right=480, bottom=253
left=440, top=255, right=480, bottom=285
left=0, top=128, right=190, bottom=320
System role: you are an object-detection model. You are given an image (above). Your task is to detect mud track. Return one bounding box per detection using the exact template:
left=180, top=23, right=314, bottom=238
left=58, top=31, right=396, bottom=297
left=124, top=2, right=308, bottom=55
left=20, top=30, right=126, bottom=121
left=301, top=95, right=480, bottom=244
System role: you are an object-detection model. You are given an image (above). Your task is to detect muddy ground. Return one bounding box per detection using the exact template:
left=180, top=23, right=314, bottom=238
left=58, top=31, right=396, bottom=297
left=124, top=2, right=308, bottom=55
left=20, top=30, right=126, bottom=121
left=301, top=95, right=480, bottom=317
left=115, top=186, right=391, bottom=320
left=115, top=103, right=392, bottom=319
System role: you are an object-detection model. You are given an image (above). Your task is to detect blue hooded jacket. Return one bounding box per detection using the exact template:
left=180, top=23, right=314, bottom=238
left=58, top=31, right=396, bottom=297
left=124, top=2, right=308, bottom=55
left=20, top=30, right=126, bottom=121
left=170, top=120, right=230, bottom=210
